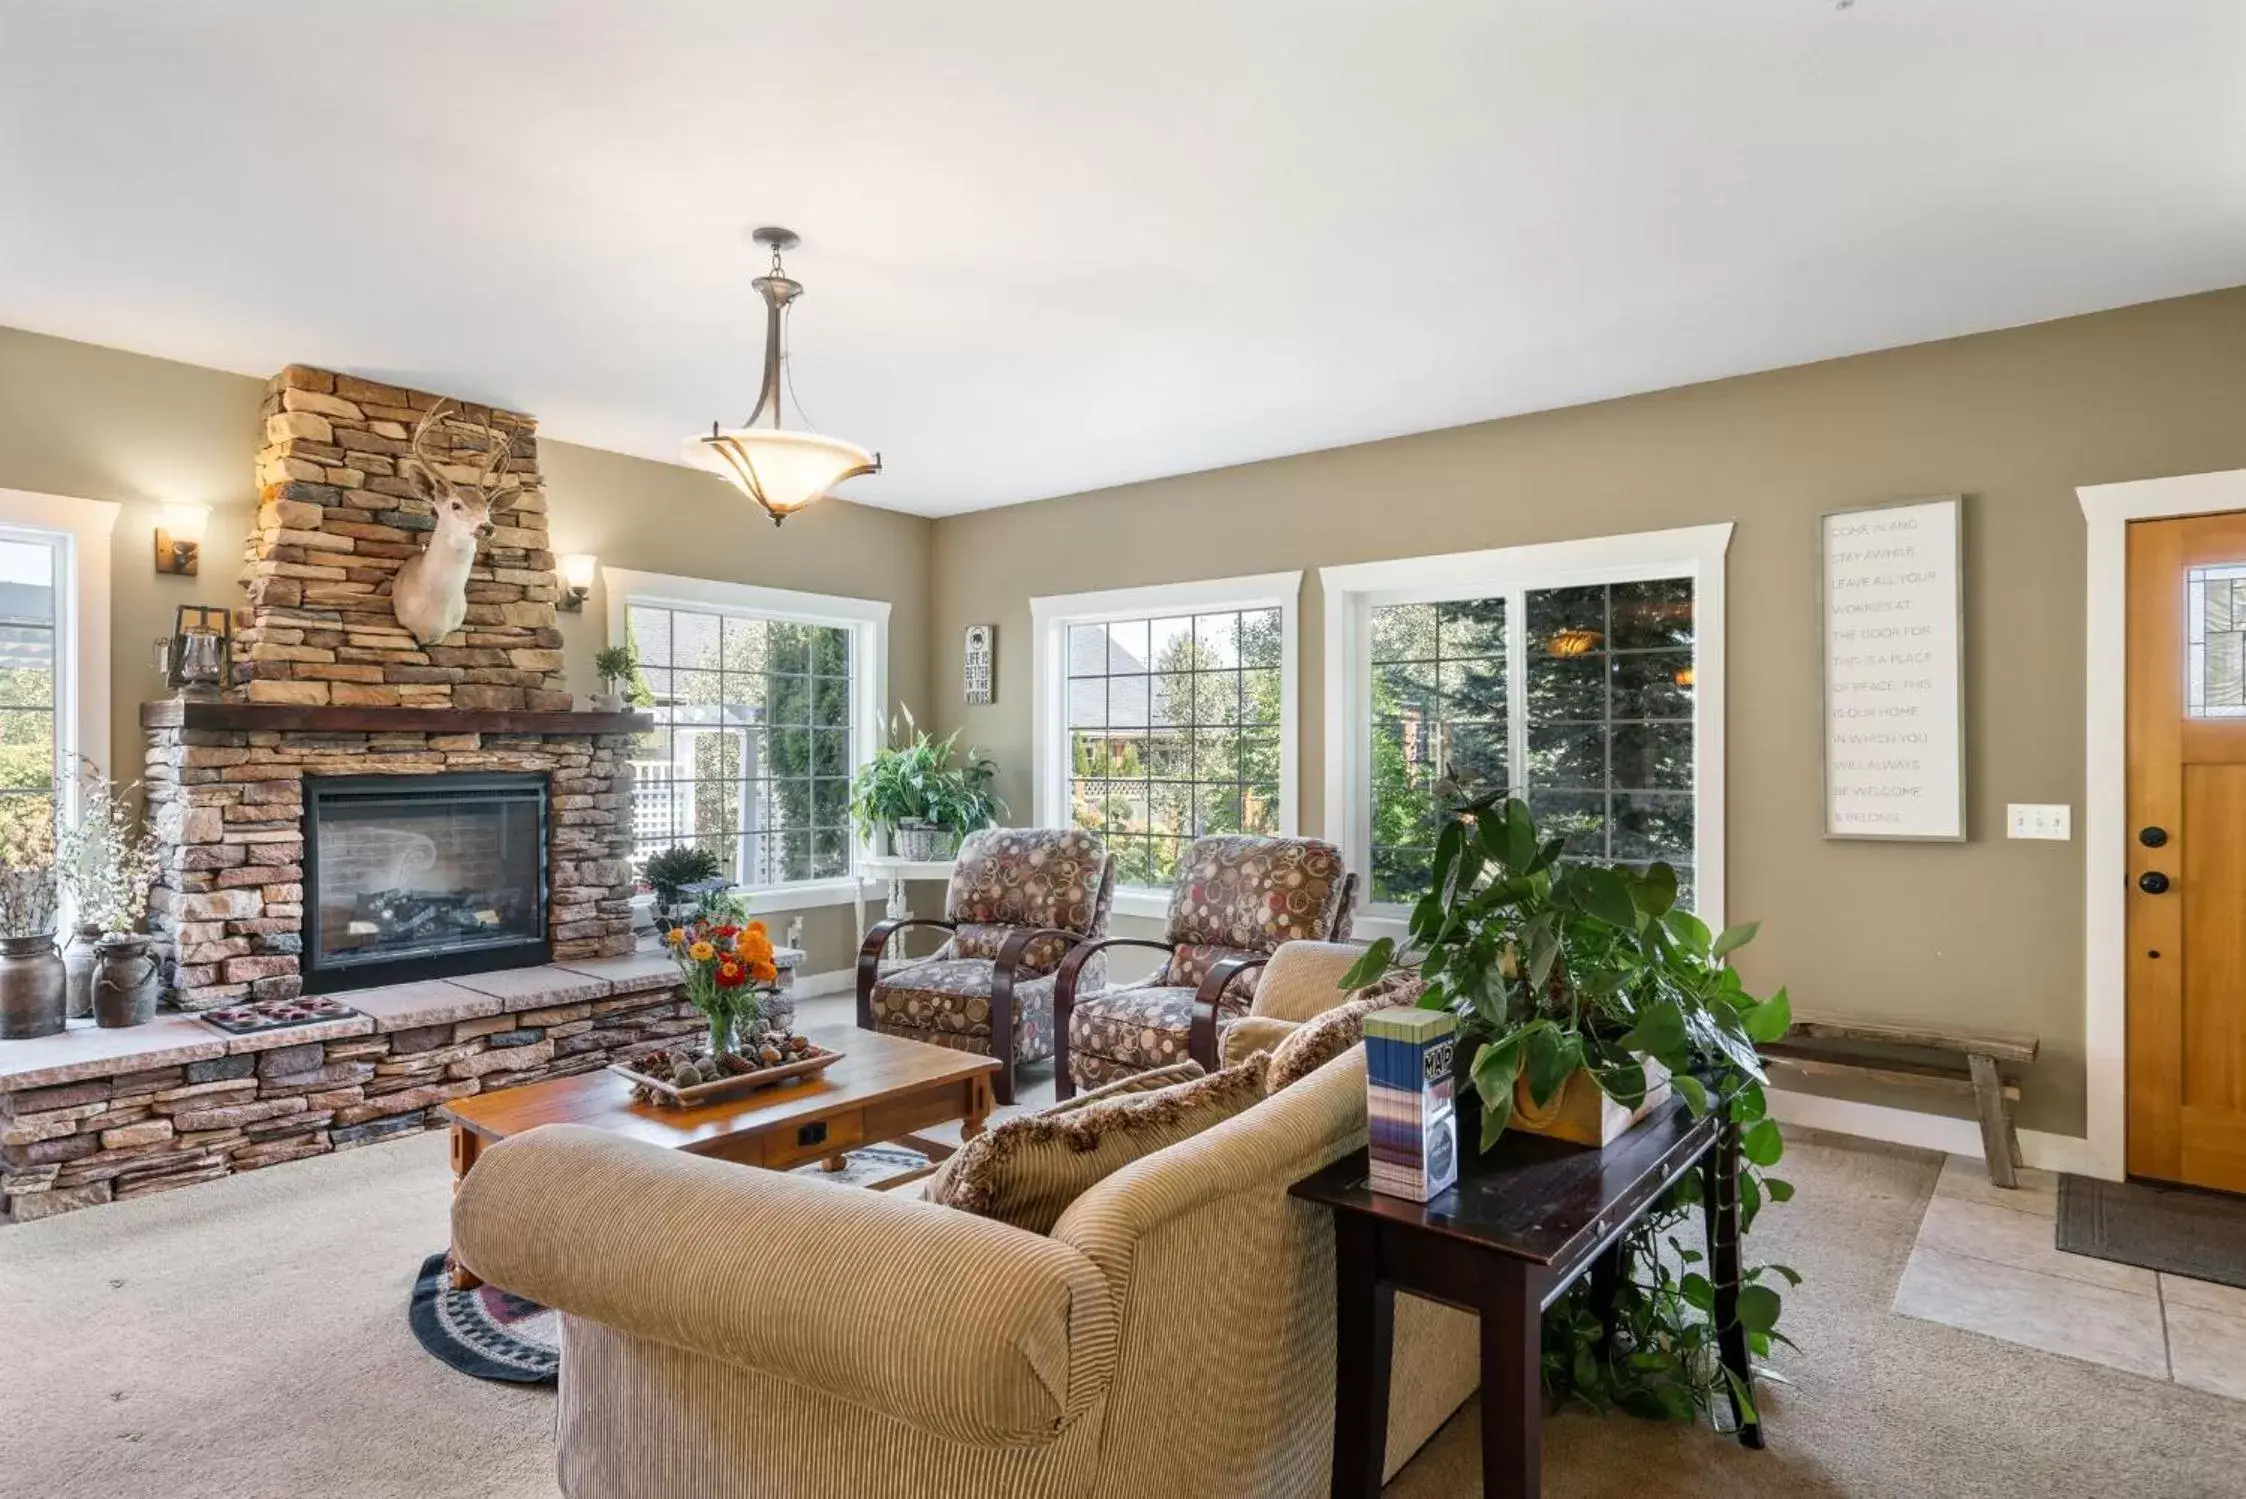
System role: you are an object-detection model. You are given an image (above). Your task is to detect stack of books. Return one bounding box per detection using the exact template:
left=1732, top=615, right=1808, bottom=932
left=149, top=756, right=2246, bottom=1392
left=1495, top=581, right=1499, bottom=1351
left=1364, top=1007, right=1458, bottom=1203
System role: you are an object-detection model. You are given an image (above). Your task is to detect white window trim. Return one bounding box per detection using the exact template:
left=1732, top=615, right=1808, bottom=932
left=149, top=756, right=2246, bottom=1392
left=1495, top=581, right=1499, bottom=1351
left=1030, top=571, right=1303, bottom=920
left=1321, top=523, right=1732, bottom=940
left=0, top=488, right=119, bottom=785
left=604, top=568, right=891, bottom=914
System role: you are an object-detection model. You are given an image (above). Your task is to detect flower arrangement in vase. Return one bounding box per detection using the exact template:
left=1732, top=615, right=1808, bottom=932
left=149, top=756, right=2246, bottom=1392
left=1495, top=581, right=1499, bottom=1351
left=632, top=915, right=826, bottom=1105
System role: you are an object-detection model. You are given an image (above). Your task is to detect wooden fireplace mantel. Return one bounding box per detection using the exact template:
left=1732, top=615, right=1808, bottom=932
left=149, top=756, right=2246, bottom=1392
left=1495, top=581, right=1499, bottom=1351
left=140, top=700, right=655, bottom=736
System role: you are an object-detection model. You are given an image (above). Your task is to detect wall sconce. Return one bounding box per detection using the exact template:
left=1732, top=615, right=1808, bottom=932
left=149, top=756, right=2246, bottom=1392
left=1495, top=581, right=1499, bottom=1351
left=558, top=553, right=597, bottom=612
left=155, top=502, right=210, bottom=576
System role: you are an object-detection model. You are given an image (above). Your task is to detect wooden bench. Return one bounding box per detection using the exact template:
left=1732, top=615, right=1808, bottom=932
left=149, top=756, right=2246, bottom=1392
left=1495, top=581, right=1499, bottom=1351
left=1766, top=1018, right=2040, bottom=1188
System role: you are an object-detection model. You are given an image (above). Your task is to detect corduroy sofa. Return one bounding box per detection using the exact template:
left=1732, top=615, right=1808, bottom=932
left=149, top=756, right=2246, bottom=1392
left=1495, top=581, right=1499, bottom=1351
left=451, top=1040, right=1477, bottom=1497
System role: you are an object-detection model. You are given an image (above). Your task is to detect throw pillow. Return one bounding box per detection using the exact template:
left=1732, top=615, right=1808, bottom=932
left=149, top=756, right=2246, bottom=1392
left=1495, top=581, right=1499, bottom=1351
left=1265, top=995, right=1390, bottom=1092
left=930, top=1054, right=1270, bottom=1234
left=920, top=1061, right=1205, bottom=1203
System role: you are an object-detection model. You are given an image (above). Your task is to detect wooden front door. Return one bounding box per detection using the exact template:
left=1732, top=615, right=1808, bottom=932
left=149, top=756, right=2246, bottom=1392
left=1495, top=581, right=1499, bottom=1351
left=2128, top=512, right=2246, bottom=1192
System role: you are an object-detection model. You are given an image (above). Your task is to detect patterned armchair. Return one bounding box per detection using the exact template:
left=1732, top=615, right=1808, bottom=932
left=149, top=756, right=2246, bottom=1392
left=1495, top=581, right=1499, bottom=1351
left=856, top=828, right=1117, bottom=1105
left=1051, top=834, right=1356, bottom=1098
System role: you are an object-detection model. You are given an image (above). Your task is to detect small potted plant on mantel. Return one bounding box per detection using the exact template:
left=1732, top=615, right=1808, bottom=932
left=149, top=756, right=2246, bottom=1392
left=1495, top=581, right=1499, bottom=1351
left=0, top=794, right=64, bottom=1039
left=55, top=768, right=166, bottom=1028
left=847, top=710, right=1004, bottom=862
left=1343, top=789, right=1801, bottom=1427
left=590, top=645, right=636, bottom=713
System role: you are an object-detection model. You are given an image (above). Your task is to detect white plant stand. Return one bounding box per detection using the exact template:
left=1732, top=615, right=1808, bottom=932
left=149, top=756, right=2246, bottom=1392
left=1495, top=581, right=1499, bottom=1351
left=851, top=857, right=957, bottom=938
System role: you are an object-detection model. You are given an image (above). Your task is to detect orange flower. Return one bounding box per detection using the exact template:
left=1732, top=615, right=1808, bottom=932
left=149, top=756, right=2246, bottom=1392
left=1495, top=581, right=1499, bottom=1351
left=747, top=959, right=777, bottom=986
left=714, top=956, right=748, bottom=989
left=746, top=919, right=768, bottom=939
left=664, top=928, right=688, bottom=946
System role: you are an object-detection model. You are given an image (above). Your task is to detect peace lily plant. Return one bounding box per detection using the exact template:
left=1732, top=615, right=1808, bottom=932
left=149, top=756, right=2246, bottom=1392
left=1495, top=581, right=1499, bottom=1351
left=1342, top=790, right=1800, bottom=1425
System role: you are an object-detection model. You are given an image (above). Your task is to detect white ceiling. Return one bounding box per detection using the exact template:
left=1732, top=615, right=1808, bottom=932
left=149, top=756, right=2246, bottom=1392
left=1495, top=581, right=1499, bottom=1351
left=2, top=1, right=2242, bottom=517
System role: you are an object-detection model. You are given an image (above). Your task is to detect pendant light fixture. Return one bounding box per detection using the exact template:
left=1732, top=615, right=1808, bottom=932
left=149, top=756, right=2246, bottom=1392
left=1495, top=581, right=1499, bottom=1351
left=685, top=227, right=880, bottom=525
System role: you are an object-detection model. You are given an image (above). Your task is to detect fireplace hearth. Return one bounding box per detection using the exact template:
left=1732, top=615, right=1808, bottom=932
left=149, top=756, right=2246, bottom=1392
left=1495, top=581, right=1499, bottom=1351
left=303, top=772, right=550, bottom=990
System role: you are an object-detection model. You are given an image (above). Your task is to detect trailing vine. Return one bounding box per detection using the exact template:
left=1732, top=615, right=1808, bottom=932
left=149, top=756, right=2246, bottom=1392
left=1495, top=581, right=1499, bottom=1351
left=1342, top=792, right=1799, bottom=1425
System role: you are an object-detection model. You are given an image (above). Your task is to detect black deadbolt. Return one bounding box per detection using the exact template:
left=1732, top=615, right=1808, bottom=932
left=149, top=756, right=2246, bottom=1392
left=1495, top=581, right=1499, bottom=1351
left=2138, top=871, right=2171, bottom=895
left=2140, top=826, right=2169, bottom=848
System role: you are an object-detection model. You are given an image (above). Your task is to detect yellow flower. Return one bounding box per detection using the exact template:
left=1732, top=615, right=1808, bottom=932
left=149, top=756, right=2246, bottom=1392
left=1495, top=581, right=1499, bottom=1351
left=687, top=941, right=717, bottom=963
left=665, top=928, right=688, bottom=946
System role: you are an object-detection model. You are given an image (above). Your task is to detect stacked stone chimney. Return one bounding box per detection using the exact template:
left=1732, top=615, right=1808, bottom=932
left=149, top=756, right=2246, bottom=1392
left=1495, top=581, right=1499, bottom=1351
left=237, top=365, right=570, bottom=710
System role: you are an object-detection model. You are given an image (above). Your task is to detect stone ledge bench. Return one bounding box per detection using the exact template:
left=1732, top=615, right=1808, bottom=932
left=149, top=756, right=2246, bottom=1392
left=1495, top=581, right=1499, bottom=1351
left=0, top=950, right=740, bottom=1223
left=1766, top=1016, right=2040, bottom=1187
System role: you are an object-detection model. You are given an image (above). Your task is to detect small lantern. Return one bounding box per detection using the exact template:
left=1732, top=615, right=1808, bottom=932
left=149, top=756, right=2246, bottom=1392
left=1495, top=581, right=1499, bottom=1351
left=154, top=604, right=231, bottom=700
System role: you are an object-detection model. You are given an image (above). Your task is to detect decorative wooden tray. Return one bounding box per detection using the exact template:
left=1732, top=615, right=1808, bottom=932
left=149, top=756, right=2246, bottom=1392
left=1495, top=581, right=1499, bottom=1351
left=610, top=1045, right=845, bottom=1108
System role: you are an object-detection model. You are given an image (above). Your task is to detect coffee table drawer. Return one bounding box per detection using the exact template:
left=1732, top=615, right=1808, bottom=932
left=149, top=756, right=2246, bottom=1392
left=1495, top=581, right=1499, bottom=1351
left=761, top=1107, right=865, bottom=1169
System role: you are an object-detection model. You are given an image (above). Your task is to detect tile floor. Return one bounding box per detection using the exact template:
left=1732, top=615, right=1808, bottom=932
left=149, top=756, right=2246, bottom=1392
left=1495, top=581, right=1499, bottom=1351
left=1893, top=1153, right=2246, bottom=1401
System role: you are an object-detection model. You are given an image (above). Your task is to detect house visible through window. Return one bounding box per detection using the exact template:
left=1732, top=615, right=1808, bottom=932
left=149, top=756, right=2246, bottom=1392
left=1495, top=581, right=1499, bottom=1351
left=1067, top=608, right=1283, bottom=888
left=613, top=574, right=886, bottom=896
left=1326, top=527, right=1728, bottom=924
left=1366, top=579, right=1696, bottom=905
left=1033, top=573, right=1301, bottom=906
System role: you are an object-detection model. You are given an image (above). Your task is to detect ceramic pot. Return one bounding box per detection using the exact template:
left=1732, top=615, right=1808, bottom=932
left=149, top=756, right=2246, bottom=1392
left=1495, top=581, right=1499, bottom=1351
left=589, top=690, right=626, bottom=712
left=62, top=922, right=100, bottom=1020
left=890, top=821, right=959, bottom=862
left=92, top=934, right=162, bottom=1029
left=0, top=934, right=66, bottom=1039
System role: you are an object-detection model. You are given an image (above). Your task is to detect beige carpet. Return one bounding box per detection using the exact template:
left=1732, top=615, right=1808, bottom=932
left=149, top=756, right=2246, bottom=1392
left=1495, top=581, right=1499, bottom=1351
left=5, top=1121, right=2244, bottom=1499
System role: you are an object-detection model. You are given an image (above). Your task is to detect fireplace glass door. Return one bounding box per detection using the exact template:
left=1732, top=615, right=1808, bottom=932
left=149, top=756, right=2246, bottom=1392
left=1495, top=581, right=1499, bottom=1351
left=303, top=773, right=549, bottom=990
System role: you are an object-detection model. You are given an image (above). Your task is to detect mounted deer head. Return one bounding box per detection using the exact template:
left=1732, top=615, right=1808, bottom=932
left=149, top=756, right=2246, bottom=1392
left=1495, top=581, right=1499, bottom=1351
left=391, top=401, right=525, bottom=646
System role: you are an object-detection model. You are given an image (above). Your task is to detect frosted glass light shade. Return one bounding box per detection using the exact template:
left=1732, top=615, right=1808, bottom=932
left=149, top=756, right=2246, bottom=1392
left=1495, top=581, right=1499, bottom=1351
left=685, top=428, right=880, bottom=523
left=558, top=553, right=598, bottom=592
left=160, top=501, right=211, bottom=542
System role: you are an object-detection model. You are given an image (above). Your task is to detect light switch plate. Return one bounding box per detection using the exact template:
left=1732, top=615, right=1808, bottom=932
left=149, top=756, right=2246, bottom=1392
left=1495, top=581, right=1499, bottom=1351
left=2006, top=803, right=2072, bottom=840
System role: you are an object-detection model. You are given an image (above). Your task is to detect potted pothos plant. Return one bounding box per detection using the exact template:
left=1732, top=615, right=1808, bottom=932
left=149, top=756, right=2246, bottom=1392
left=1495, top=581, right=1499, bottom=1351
left=1341, top=790, right=1799, bottom=1427
left=847, top=710, right=1004, bottom=861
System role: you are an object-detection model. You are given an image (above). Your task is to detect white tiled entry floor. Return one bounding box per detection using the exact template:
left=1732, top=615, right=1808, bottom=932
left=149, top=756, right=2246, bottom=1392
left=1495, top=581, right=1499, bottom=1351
left=1894, top=1154, right=2246, bottom=1401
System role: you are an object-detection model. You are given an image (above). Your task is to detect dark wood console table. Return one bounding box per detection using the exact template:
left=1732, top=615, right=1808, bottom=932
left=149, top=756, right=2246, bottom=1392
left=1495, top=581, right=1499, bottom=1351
left=1289, top=1097, right=1763, bottom=1498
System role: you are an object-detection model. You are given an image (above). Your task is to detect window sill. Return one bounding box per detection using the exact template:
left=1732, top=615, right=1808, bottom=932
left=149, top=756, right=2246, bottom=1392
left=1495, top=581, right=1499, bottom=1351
left=629, top=879, right=863, bottom=918
left=1112, top=887, right=1174, bottom=922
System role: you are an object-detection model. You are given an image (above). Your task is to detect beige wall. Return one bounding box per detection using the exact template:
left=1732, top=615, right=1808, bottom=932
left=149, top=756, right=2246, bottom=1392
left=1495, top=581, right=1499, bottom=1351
left=0, top=325, right=936, bottom=975
left=928, top=287, right=2246, bottom=1137
left=15, top=286, right=2246, bottom=1128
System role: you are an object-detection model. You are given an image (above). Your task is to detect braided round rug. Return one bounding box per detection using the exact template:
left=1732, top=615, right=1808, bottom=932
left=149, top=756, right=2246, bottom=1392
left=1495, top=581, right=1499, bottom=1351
left=409, top=1143, right=933, bottom=1384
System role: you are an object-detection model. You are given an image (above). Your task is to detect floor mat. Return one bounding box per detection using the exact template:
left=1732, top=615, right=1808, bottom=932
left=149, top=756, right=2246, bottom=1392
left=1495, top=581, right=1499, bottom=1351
left=2055, top=1172, right=2246, bottom=1290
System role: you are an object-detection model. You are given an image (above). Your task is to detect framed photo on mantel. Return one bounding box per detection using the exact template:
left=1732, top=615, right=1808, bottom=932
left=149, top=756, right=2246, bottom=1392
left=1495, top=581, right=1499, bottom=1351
left=1820, top=495, right=1966, bottom=841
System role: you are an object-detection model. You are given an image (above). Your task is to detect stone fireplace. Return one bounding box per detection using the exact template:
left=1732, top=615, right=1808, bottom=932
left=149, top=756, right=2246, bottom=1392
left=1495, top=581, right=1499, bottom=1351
left=141, top=364, right=645, bottom=1011
left=302, top=771, right=550, bottom=989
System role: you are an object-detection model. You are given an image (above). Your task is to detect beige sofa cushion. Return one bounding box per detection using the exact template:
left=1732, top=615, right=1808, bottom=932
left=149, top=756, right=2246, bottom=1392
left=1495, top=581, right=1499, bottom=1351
left=931, top=1055, right=1270, bottom=1234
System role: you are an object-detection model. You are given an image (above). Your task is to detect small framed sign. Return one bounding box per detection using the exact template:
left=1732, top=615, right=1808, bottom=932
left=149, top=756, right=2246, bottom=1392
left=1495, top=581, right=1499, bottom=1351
left=963, top=623, right=996, bottom=705
left=1820, top=495, right=1966, bottom=841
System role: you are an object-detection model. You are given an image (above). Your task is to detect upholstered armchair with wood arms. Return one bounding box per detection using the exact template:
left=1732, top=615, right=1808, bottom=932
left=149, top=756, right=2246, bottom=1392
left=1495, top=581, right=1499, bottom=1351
left=1178, top=938, right=1428, bottom=1071
left=1051, top=834, right=1355, bottom=1098
left=857, top=827, right=1117, bottom=1104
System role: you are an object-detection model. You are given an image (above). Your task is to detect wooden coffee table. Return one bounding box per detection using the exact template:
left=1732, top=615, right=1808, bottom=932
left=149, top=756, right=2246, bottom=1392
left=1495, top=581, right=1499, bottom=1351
left=441, top=1022, right=997, bottom=1288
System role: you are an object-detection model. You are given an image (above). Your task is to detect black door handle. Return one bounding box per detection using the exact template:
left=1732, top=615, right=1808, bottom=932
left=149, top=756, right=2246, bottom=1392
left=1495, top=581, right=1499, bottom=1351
left=2140, top=826, right=2169, bottom=848
left=2138, top=871, right=2171, bottom=895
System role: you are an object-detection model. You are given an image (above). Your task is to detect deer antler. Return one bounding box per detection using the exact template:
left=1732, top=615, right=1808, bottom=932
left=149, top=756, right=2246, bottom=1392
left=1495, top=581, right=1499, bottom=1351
left=403, top=400, right=453, bottom=494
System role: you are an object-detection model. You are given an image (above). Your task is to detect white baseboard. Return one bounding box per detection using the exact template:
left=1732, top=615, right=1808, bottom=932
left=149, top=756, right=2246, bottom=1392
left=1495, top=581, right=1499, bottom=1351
left=788, top=967, right=855, bottom=999
left=1766, top=1088, right=2110, bottom=1180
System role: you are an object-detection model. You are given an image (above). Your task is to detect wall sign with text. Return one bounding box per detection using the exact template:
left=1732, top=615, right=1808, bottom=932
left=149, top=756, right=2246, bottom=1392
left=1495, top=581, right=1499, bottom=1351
left=963, top=623, right=996, bottom=705
left=1821, top=495, right=1966, bottom=841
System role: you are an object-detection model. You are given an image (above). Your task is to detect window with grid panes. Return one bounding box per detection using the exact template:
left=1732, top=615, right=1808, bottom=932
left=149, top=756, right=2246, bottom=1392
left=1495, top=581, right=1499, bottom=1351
left=1366, top=577, right=1695, bottom=906
left=0, top=537, right=61, bottom=833
left=1065, top=608, right=1282, bottom=891
left=624, top=602, right=855, bottom=889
